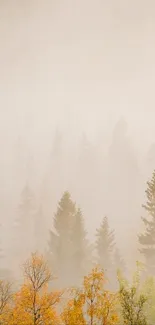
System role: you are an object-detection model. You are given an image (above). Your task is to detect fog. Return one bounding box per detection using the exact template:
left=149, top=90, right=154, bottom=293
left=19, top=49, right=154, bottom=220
left=0, top=0, right=155, bottom=284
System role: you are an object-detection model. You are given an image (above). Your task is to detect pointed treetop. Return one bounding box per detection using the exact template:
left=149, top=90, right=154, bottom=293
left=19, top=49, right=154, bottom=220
left=53, top=191, right=76, bottom=235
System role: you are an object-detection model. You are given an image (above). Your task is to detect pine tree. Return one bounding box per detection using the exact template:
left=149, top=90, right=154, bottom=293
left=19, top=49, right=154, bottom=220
left=48, top=191, right=76, bottom=287
left=139, top=170, right=155, bottom=274
left=70, top=207, right=89, bottom=285
left=95, top=216, right=115, bottom=275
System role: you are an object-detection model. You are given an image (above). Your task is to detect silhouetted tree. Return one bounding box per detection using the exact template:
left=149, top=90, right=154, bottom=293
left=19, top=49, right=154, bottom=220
left=70, top=207, right=90, bottom=285
left=95, top=216, right=115, bottom=276
left=139, top=170, right=155, bottom=274
left=48, top=191, right=76, bottom=287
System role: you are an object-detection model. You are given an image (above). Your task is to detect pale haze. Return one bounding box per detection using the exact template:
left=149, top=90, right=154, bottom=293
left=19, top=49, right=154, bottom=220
left=0, top=1, right=155, bottom=281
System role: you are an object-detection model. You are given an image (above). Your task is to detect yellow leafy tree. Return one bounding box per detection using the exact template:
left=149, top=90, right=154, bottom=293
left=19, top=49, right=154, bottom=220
left=61, top=266, right=119, bottom=325
left=10, top=252, right=62, bottom=325
left=0, top=280, right=12, bottom=325
left=61, top=288, right=86, bottom=325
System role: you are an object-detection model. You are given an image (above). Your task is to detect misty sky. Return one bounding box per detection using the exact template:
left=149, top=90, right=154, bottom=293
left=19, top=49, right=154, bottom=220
left=0, top=0, right=155, bottom=273
left=0, top=0, right=155, bottom=149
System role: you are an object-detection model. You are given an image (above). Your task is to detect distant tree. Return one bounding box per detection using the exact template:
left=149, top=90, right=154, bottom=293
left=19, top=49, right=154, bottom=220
left=107, top=117, right=142, bottom=267
left=13, top=184, right=35, bottom=270
left=113, top=248, right=126, bottom=274
left=75, top=133, right=101, bottom=237
left=34, top=206, right=47, bottom=254
left=139, top=170, right=155, bottom=274
left=95, top=216, right=115, bottom=276
left=41, top=128, right=65, bottom=234
left=70, top=208, right=90, bottom=285
left=48, top=191, right=76, bottom=287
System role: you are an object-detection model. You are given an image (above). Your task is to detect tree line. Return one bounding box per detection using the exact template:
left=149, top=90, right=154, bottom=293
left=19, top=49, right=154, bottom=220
left=7, top=168, right=155, bottom=289
left=0, top=252, right=154, bottom=325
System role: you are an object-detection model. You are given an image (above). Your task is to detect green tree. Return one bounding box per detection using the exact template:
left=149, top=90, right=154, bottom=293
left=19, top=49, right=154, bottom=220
left=95, top=216, right=115, bottom=277
left=139, top=170, right=155, bottom=274
left=48, top=191, right=76, bottom=287
left=70, top=208, right=91, bottom=285
left=118, top=264, right=148, bottom=325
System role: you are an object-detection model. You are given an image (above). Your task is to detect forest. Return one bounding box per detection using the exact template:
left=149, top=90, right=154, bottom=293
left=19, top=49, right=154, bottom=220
left=1, top=0, right=155, bottom=323
left=0, top=129, right=155, bottom=324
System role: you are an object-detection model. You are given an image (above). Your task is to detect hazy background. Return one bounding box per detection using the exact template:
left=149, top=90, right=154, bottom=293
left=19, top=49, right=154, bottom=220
left=0, top=0, right=155, bottom=278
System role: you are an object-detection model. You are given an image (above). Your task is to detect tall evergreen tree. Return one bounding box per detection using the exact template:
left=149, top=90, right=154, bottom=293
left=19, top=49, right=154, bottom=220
left=70, top=207, right=90, bottom=285
left=48, top=191, right=76, bottom=287
left=95, top=216, right=115, bottom=275
left=139, top=170, right=155, bottom=274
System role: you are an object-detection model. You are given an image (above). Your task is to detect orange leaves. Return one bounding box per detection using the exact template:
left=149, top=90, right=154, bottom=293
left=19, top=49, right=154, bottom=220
left=61, top=266, right=119, bottom=325
left=61, top=296, right=86, bottom=325
left=0, top=254, right=119, bottom=325
left=10, top=253, right=61, bottom=325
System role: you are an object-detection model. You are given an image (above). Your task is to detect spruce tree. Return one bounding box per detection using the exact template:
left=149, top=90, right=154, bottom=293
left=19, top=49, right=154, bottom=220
left=139, top=170, right=155, bottom=274
left=48, top=191, right=76, bottom=287
left=70, top=207, right=89, bottom=285
left=95, top=216, right=115, bottom=275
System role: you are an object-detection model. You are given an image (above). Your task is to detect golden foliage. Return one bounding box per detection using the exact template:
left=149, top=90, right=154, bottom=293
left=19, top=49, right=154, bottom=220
left=61, top=266, right=119, bottom=325
left=0, top=254, right=119, bottom=325
left=10, top=253, right=62, bottom=325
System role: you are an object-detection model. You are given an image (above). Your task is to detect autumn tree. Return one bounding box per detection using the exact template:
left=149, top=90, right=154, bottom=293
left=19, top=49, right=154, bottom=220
left=0, top=280, right=12, bottom=325
left=61, top=266, right=119, bottom=325
left=96, top=217, right=115, bottom=278
left=11, top=253, right=61, bottom=325
left=48, top=191, right=76, bottom=287
left=61, top=288, right=86, bottom=325
left=118, top=263, right=148, bottom=325
left=139, top=170, right=155, bottom=274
